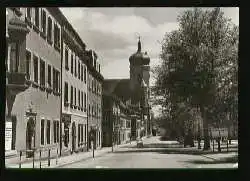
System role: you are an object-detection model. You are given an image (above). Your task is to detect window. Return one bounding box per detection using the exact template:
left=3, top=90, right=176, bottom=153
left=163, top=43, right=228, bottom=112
left=41, top=119, right=45, bottom=145
left=26, top=50, right=31, bottom=80
left=81, top=125, right=83, bottom=142
left=53, top=68, right=60, bottom=93
left=57, top=121, right=59, bottom=143
left=78, top=61, right=80, bottom=80
left=26, top=8, right=32, bottom=21
left=81, top=65, right=83, bottom=81
left=65, top=48, right=69, bottom=70
left=47, top=65, right=51, bottom=87
left=46, top=120, right=50, bottom=144
left=84, top=93, right=86, bottom=111
left=75, top=56, right=77, bottom=77
left=54, top=23, right=60, bottom=50
left=71, top=86, right=73, bottom=106
left=53, top=121, right=56, bottom=143
left=64, top=82, right=68, bottom=103
left=33, top=55, right=38, bottom=83
left=34, top=8, right=39, bottom=28
left=71, top=53, right=74, bottom=74
left=85, top=125, right=87, bottom=143
left=84, top=66, right=86, bottom=83
left=74, top=88, right=76, bottom=106
left=40, top=59, right=45, bottom=87
left=53, top=121, right=59, bottom=143
left=81, top=91, right=83, bottom=110
left=99, top=64, right=100, bottom=73
left=78, top=125, right=80, bottom=146
left=10, top=42, right=19, bottom=72
left=78, top=89, right=80, bottom=108
left=47, top=16, right=52, bottom=44
left=41, top=9, right=46, bottom=35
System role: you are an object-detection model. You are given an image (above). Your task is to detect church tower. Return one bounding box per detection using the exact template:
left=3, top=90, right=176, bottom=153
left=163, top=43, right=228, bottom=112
left=129, top=37, right=151, bottom=137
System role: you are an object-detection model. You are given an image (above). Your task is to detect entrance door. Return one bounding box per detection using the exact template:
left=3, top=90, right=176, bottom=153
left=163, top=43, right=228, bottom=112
left=26, top=117, right=35, bottom=157
left=72, top=122, right=76, bottom=152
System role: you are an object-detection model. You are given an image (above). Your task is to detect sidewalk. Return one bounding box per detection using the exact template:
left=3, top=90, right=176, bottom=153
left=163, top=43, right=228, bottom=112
left=5, top=141, right=137, bottom=169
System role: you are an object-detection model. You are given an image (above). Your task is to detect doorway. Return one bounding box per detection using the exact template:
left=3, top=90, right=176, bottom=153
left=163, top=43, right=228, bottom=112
left=26, top=117, right=35, bottom=157
left=72, top=122, right=76, bottom=153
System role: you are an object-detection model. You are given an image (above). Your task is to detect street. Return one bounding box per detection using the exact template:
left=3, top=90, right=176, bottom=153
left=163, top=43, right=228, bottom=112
left=59, top=137, right=238, bottom=169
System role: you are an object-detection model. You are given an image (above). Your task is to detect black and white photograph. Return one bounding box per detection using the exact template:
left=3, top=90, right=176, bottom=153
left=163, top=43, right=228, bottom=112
left=5, top=7, right=238, bottom=169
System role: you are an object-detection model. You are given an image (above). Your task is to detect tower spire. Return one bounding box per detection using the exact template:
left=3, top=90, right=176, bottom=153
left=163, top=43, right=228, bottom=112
left=137, top=35, right=141, bottom=52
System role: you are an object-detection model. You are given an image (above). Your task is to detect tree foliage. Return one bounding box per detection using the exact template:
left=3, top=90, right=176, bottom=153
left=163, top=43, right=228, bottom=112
left=154, top=8, right=238, bottom=149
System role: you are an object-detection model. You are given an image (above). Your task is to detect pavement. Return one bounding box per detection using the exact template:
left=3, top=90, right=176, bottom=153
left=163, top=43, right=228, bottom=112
left=5, top=136, right=238, bottom=169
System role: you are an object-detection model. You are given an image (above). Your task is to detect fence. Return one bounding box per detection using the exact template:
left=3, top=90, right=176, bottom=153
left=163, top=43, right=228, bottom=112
left=17, top=144, right=59, bottom=169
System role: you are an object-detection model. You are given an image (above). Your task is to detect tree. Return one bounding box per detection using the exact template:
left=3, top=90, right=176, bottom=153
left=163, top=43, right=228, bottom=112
left=154, top=8, right=238, bottom=150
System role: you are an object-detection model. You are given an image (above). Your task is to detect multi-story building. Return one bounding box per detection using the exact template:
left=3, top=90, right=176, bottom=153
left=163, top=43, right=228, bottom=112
left=85, top=50, right=103, bottom=149
left=5, top=8, right=30, bottom=155
left=6, top=7, right=63, bottom=157
left=102, top=91, right=131, bottom=147
left=61, top=14, right=88, bottom=154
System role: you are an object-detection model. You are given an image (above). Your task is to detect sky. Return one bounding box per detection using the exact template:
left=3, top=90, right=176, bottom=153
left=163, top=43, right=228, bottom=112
left=60, top=7, right=239, bottom=117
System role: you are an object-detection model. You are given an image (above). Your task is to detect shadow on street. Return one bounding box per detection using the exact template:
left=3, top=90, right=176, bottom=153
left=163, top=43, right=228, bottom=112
left=181, top=155, right=238, bottom=165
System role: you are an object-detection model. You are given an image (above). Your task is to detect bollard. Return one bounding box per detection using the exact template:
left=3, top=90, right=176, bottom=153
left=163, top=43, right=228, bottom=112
left=56, top=147, right=58, bottom=165
left=19, top=151, right=22, bottom=168
left=212, top=139, right=214, bottom=152
left=48, top=149, right=50, bottom=167
left=39, top=150, right=41, bottom=169
left=32, top=150, right=35, bottom=168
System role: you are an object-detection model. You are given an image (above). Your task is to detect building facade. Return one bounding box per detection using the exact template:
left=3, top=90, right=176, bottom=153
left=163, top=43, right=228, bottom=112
left=85, top=50, right=103, bottom=149
left=102, top=93, right=131, bottom=147
left=5, top=8, right=30, bottom=155
left=61, top=16, right=88, bottom=154
left=6, top=7, right=63, bottom=156
left=5, top=7, right=104, bottom=158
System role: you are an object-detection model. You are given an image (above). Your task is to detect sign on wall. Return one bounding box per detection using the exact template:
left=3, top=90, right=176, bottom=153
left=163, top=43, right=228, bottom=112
left=5, top=122, right=12, bottom=151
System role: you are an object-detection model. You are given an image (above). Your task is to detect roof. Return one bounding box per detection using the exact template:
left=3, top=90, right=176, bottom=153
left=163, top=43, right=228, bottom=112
left=103, top=79, right=132, bottom=101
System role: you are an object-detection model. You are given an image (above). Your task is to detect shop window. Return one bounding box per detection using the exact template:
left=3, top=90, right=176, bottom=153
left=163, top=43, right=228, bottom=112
left=41, top=119, right=45, bottom=145
left=78, top=125, right=80, bottom=146
left=57, top=121, right=59, bottom=143
left=53, top=120, right=59, bottom=143
left=25, top=50, right=31, bottom=80
left=46, top=120, right=50, bottom=144
left=33, top=55, right=38, bottom=83
left=81, top=125, right=83, bottom=142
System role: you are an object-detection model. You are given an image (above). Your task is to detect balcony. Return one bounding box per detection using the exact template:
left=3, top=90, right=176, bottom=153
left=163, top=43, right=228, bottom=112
left=6, top=71, right=29, bottom=94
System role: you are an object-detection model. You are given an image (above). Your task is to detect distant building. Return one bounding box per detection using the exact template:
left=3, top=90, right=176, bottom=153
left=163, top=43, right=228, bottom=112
left=102, top=38, right=152, bottom=146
